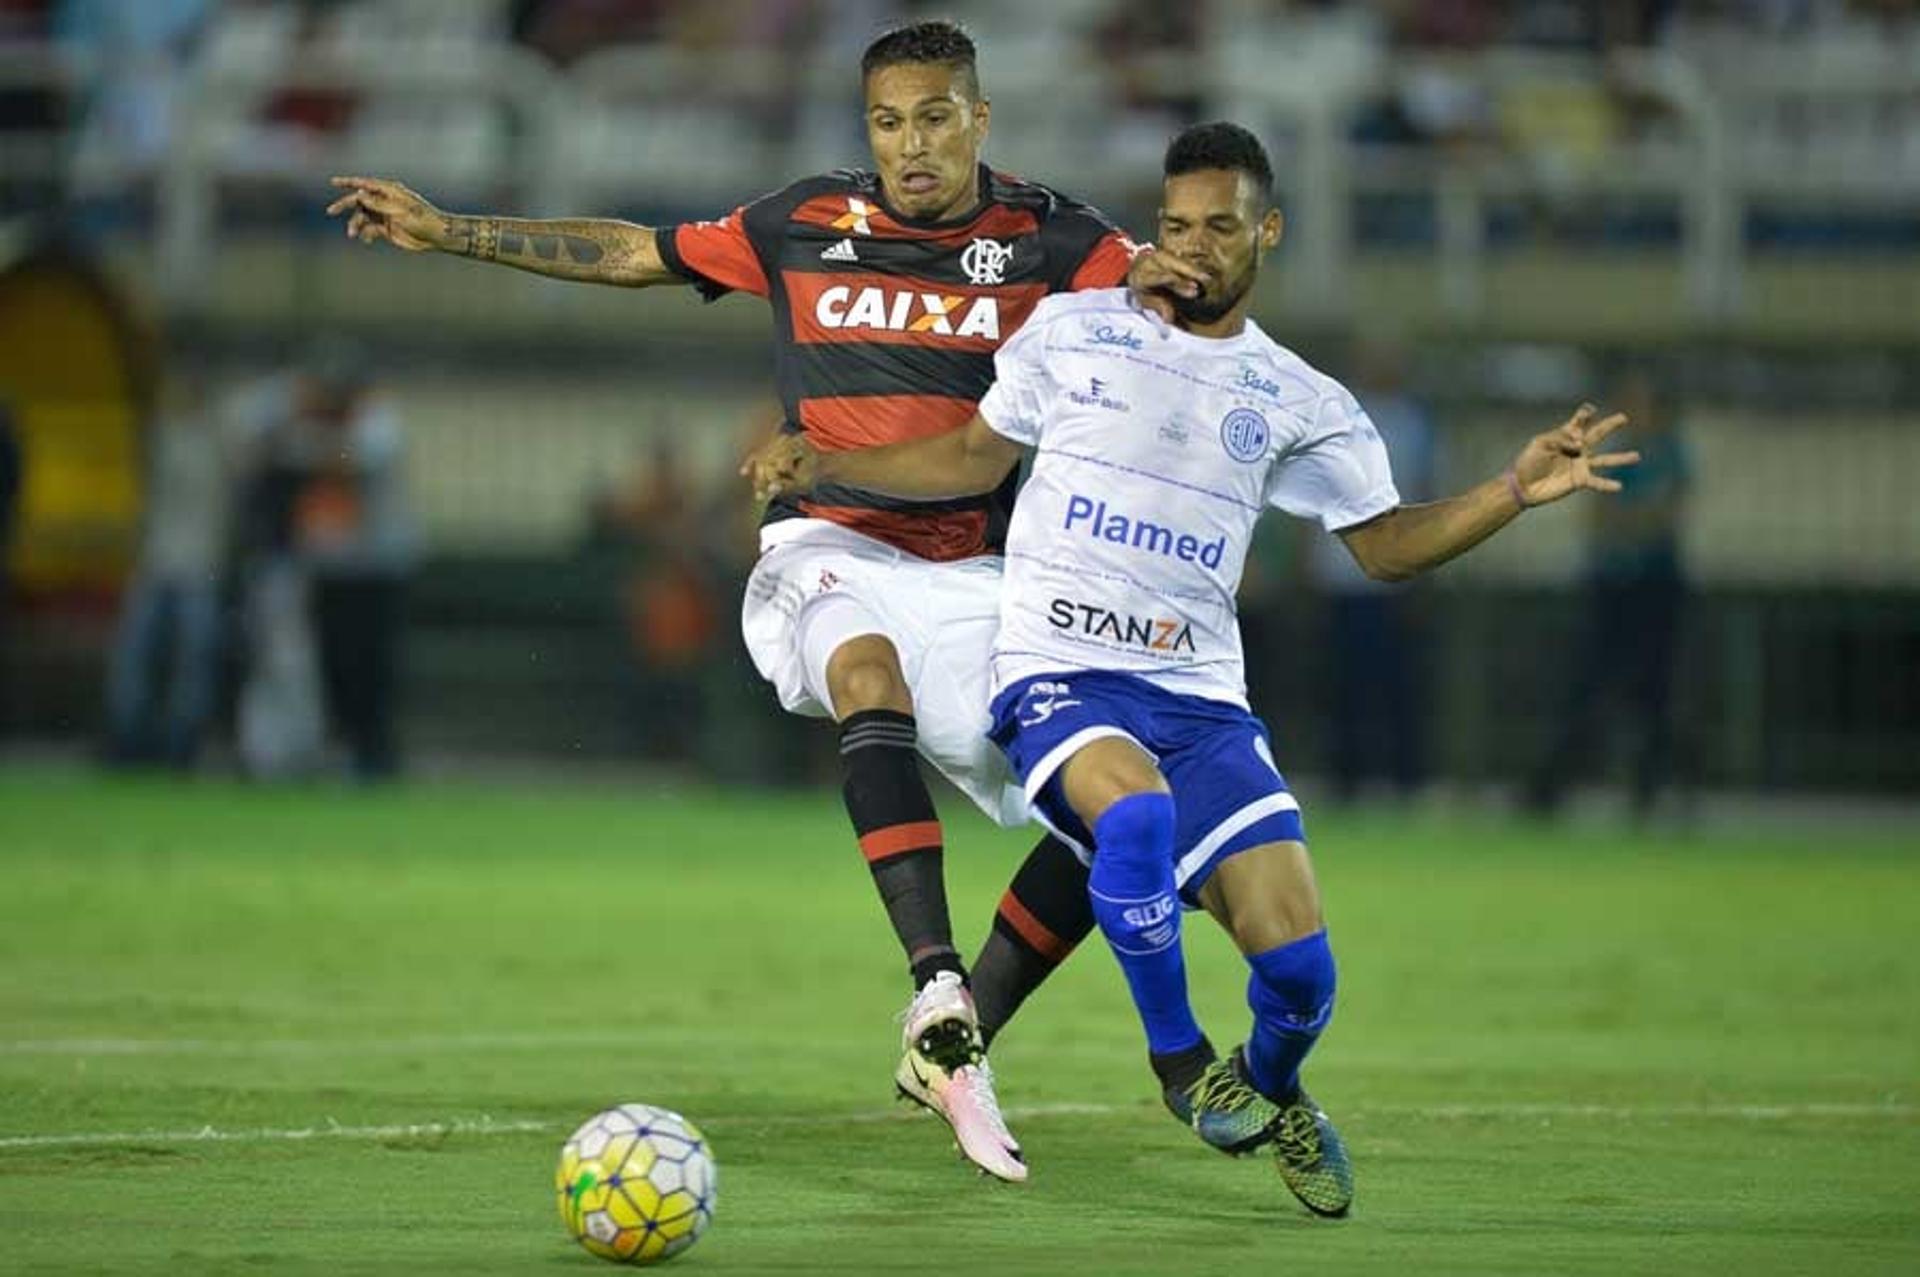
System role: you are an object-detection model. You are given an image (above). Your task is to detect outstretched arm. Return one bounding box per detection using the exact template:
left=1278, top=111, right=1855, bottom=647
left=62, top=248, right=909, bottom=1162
left=744, top=416, right=1024, bottom=503
left=325, top=176, right=680, bottom=288
left=1340, top=404, right=1637, bottom=582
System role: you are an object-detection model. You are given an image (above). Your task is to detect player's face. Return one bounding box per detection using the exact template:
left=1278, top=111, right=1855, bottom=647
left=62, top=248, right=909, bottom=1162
left=1156, top=170, right=1283, bottom=326
left=864, top=63, right=990, bottom=221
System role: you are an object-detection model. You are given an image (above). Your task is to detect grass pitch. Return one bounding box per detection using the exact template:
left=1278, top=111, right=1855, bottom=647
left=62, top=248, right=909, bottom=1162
left=1, top=771, right=1916, bottom=1275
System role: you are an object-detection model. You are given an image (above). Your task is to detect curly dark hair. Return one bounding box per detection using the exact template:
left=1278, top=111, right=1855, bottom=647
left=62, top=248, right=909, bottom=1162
left=1164, top=122, right=1274, bottom=204
left=861, top=20, right=980, bottom=99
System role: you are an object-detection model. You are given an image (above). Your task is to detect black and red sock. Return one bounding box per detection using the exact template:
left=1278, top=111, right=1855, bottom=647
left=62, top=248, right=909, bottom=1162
left=971, top=834, right=1094, bottom=1047
left=839, top=709, right=962, bottom=989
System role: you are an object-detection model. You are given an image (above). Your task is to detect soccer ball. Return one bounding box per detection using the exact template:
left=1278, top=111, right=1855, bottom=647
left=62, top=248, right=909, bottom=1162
left=556, top=1104, right=716, bottom=1265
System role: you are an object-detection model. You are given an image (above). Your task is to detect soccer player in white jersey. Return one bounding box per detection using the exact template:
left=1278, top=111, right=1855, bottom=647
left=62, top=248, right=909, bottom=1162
left=750, top=122, right=1637, bottom=1213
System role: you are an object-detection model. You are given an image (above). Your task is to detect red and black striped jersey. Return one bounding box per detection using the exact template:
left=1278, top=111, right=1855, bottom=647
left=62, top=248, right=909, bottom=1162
left=656, top=164, right=1136, bottom=562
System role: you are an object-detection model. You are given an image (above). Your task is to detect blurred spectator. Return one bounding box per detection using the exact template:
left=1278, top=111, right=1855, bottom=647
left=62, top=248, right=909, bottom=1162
left=1090, top=0, right=1207, bottom=169
left=510, top=0, right=674, bottom=66
left=0, top=0, right=60, bottom=154
left=1306, top=338, right=1439, bottom=802
left=53, top=0, right=211, bottom=217
left=581, top=409, right=817, bottom=782
left=0, top=398, right=19, bottom=567
left=1525, top=369, right=1692, bottom=820
left=103, top=369, right=233, bottom=768
left=1354, top=2, right=1496, bottom=152
left=234, top=341, right=417, bottom=780
left=0, top=400, right=16, bottom=738
left=588, top=434, right=721, bottom=762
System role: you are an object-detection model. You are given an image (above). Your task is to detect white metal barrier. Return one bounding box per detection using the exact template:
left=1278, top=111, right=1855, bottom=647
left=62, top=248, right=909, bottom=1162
left=0, top=38, right=1912, bottom=325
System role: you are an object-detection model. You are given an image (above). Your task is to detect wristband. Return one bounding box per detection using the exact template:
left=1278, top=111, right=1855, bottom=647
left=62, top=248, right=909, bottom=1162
left=1504, top=465, right=1529, bottom=511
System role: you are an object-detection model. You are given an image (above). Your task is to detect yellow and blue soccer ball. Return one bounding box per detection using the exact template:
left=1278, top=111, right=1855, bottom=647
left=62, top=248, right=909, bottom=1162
left=556, top=1104, right=716, bottom=1265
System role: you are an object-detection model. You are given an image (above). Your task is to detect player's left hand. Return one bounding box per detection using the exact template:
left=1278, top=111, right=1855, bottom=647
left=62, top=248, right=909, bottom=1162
left=1510, top=404, right=1640, bottom=508
left=1126, top=248, right=1204, bottom=323
left=741, top=434, right=819, bottom=503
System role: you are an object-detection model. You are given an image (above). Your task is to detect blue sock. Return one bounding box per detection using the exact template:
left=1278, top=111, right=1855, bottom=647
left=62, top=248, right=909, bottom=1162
left=1087, top=792, right=1202, bottom=1055
left=1245, top=930, right=1336, bottom=1100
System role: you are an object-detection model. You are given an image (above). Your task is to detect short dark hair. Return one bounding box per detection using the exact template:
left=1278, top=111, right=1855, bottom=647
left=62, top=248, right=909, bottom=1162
left=861, top=20, right=980, bottom=100
left=1164, top=122, right=1274, bottom=205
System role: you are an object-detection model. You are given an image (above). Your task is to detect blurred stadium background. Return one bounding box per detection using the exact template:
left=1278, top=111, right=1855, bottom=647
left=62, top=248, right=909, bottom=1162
left=0, top=0, right=1917, bottom=809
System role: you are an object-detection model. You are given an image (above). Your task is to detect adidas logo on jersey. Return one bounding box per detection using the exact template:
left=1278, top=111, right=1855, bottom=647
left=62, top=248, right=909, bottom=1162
left=820, top=238, right=859, bottom=263
left=814, top=285, right=1001, bottom=340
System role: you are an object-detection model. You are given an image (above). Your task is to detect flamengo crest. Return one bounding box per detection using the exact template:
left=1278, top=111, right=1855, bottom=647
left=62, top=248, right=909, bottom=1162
left=961, top=238, right=1014, bottom=286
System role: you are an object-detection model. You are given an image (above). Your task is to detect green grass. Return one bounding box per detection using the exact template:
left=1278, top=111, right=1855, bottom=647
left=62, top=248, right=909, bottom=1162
left=1, top=772, right=1916, bottom=1275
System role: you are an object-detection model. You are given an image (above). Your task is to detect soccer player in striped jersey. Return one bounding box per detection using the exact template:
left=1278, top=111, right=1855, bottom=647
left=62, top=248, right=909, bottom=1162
left=750, top=122, right=1638, bottom=1213
left=325, top=21, right=1206, bottom=1182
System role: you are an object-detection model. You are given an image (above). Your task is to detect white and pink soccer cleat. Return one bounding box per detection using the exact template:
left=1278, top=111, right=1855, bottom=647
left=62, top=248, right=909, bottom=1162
left=894, top=972, right=1027, bottom=1182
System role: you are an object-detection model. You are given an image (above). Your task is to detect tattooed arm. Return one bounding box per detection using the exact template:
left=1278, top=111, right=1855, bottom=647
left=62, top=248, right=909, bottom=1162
left=325, top=176, right=678, bottom=288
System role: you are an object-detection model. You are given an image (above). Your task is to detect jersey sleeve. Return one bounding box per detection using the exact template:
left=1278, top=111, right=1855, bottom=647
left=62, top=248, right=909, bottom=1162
left=976, top=303, right=1056, bottom=446
left=656, top=205, right=771, bottom=301
left=1267, top=384, right=1402, bottom=532
left=1067, top=228, right=1142, bottom=290
left=1035, top=192, right=1142, bottom=293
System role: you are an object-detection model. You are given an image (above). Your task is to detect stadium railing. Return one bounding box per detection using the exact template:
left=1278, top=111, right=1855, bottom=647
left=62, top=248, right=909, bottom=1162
left=1, top=40, right=1913, bottom=332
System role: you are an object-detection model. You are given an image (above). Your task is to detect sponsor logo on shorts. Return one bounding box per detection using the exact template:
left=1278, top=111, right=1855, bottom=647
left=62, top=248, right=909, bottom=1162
left=1015, top=679, right=1082, bottom=728
left=1047, top=598, right=1196, bottom=654
left=1063, top=495, right=1225, bottom=568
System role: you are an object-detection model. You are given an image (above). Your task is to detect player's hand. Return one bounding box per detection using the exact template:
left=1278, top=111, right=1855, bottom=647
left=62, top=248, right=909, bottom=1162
left=1509, top=404, right=1639, bottom=508
left=741, top=434, right=820, bottom=503
left=1126, top=247, right=1204, bottom=323
left=326, top=176, right=450, bottom=252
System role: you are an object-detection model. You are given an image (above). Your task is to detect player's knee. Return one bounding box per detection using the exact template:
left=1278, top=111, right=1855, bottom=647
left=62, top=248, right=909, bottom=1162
left=826, top=644, right=911, bottom=717
left=1247, top=930, right=1336, bottom=1034
left=1091, top=791, right=1176, bottom=868
left=1063, top=739, right=1169, bottom=828
left=1207, top=843, right=1322, bottom=954
left=1228, top=893, right=1322, bottom=955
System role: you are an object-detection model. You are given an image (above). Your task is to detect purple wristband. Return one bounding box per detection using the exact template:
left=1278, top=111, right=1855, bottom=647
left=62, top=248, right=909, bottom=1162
left=1504, top=466, right=1529, bottom=511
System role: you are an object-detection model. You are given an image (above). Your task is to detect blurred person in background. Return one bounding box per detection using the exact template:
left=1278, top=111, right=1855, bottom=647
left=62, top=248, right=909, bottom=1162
left=1306, top=336, right=1438, bottom=803
left=1089, top=0, right=1207, bottom=169
left=52, top=0, right=211, bottom=223
left=326, top=18, right=1207, bottom=1180
left=0, top=399, right=18, bottom=575
left=103, top=368, right=232, bottom=769
left=234, top=341, right=416, bottom=782
left=1525, top=368, right=1691, bottom=821
left=0, top=401, right=20, bottom=735
left=588, top=435, right=724, bottom=764
left=509, top=0, right=675, bottom=65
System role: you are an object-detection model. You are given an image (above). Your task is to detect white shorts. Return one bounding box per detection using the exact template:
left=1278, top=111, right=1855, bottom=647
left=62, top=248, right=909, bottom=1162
left=740, top=520, right=1028, bottom=828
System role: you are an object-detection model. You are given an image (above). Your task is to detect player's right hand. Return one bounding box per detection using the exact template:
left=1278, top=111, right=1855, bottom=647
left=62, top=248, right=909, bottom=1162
left=1126, top=247, right=1206, bottom=323
left=741, top=435, right=819, bottom=503
left=326, top=176, right=448, bottom=252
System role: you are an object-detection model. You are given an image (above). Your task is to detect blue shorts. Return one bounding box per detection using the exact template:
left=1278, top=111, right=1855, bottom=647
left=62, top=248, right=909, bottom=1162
left=988, top=670, right=1307, bottom=905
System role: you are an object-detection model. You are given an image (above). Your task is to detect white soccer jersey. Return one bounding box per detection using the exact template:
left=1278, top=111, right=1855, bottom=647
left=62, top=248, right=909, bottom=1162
left=977, top=288, right=1400, bottom=707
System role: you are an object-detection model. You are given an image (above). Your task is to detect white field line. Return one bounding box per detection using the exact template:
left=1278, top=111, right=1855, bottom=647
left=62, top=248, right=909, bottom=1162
left=2, top=1100, right=1912, bottom=1152
left=0, top=1032, right=744, bottom=1057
